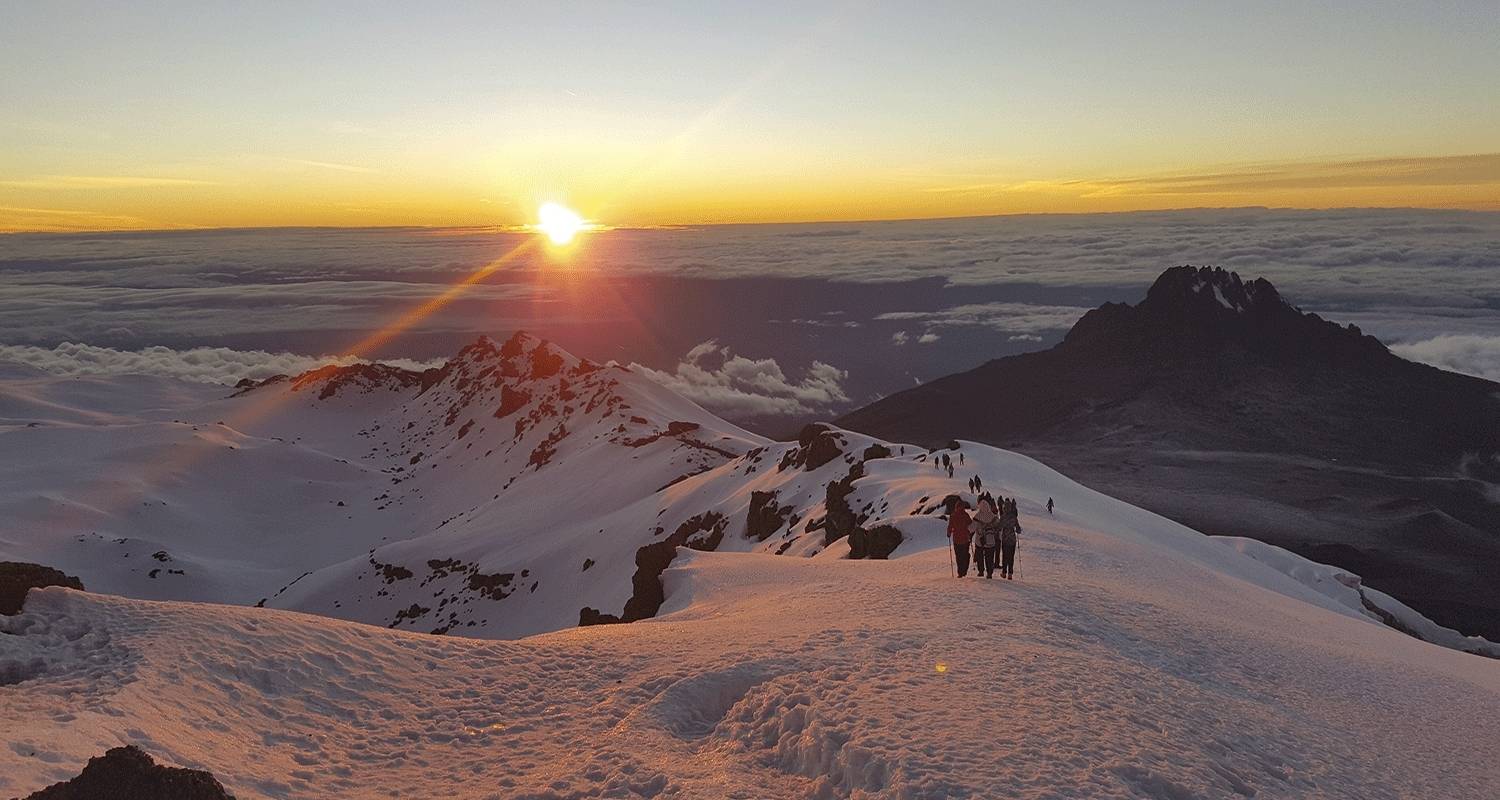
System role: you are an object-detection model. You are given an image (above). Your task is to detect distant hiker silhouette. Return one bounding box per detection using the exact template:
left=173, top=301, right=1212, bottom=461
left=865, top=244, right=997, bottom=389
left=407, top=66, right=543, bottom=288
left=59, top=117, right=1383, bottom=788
left=1047, top=497, right=1054, bottom=515
left=945, top=496, right=973, bottom=578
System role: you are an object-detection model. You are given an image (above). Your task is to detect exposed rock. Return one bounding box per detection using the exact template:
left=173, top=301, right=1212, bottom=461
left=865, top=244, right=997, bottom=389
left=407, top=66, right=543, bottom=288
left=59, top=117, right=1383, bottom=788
left=492, top=385, right=530, bottom=419
left=779, top=423, right=846, bottom=472
left=22, top=745, right=234, bottom=799
left=580, top=513, right=727, bottom=626
left=822, top=464, right=865, bottom=546
left=289, top=362, right=427, bottom=400
left=0, top=562, right=83, bottom=615
left=529, top=343, right=565, bottom=379
left=848, top=524, right=904, bottom=560
left=745, top=490, right=793, bottom=542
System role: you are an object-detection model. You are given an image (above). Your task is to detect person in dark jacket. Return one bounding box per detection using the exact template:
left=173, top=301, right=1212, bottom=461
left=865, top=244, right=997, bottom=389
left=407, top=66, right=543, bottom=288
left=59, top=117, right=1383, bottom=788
left=999, top=499, right=1021, bottom=579
left=947, top=499, right=974, bottom=577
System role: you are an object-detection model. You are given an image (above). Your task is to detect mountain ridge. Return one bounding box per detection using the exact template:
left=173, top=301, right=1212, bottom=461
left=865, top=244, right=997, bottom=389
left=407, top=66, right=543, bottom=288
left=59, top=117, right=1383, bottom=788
left=837, top=265, right=1500, bottom=638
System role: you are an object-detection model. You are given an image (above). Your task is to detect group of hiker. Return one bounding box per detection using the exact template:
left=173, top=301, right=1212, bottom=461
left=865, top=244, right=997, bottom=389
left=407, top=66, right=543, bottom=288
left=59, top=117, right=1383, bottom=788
left=945, top=492, right=1040, bottom=580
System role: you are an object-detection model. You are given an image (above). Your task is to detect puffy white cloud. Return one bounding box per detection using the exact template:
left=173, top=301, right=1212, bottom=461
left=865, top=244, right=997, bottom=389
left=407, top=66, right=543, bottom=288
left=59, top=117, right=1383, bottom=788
left=629, top=341, right=849, bottom=417
left=1391, top=335, right=1500, bottom=383
left=0, top=342, right=443, bottom=385
left=917, top=332, right=941, bottom=344
left=890, top=331, right=910, bottom=346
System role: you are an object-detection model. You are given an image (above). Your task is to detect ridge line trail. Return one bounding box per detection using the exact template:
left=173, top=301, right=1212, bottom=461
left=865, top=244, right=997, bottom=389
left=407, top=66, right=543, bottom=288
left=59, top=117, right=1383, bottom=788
left=534, top=536, right=1497, bottom=799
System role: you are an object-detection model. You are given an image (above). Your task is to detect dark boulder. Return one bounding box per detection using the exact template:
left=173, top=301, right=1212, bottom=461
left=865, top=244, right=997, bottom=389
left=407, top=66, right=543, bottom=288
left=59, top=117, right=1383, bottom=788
left=822, top=465, right=864, bottom=546
left=22, top=745, right=233, bottom=799
left=745, top=491, right=792, bottom=542
left=848, top=524, right=904, bottom=560
left=786, top=424, right=845, bottom=471
left=0, top=562, right=83, bottom=615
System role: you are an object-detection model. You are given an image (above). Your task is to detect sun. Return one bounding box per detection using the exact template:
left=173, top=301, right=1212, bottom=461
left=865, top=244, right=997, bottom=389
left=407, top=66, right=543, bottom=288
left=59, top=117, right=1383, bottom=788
left=536, top=202, right=586, bottom=246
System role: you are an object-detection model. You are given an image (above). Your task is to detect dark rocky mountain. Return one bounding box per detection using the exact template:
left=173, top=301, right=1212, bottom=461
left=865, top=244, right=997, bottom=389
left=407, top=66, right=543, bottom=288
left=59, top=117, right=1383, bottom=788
left=838, top=266, right=1500, bottom=638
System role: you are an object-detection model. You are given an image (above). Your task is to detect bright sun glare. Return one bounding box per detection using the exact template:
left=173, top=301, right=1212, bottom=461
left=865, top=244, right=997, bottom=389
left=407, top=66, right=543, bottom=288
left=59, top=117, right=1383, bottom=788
left=536, top=202, right=585, bottom=245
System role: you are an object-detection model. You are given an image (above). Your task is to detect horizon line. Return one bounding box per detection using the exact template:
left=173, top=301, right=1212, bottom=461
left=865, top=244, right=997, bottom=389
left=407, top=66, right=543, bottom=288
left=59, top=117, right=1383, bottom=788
left=3, top=203, right=1497, bottom=237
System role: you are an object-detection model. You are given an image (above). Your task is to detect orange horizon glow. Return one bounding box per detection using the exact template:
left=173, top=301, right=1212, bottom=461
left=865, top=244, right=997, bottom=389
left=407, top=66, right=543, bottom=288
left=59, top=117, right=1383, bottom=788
left=3, top=152, right=1499, bottom=234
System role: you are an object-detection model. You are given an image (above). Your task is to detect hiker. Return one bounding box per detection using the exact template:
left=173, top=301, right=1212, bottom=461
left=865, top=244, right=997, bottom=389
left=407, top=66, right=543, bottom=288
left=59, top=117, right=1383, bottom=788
left=974, top=475, right=982, bottom=492
left=946, top=497, right=974, bottom=578
left=971, top=494, right=1001, bottom=579
left=1000, top=499, right=1021, bottom=580
left=1047, top=497, right=1054, bottom=514
left=959, top=452, right=964, bottom=466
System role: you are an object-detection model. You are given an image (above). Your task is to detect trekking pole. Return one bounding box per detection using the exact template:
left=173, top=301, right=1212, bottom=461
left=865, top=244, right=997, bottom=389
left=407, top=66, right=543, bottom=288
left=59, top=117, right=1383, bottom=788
left=947, top=536, right=956, bottom=578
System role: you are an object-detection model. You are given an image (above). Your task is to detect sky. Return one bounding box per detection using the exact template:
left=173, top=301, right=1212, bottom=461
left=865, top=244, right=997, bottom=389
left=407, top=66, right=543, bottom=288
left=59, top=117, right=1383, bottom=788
left=2, top=0, right=1499, bottom=232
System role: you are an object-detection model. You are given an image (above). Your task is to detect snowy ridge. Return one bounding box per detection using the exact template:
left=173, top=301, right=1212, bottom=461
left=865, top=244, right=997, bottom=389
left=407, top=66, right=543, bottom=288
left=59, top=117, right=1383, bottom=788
left=4, top=331, right=1496, bottom=651
left=4, top=333, right=1500, bottom=797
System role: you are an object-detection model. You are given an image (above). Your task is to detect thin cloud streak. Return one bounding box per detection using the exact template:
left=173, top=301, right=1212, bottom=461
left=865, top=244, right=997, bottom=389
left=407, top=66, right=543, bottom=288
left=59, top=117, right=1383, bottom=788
left=0, top=175, right=219, bottom=190
left=924, top=153, right=1500, bottom=199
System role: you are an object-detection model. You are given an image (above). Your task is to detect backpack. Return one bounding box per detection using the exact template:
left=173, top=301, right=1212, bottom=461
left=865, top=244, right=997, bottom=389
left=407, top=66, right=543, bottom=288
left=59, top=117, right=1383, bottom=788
left=1000, top=519, right=1019, bottom=548
left=978, top=521, right=1000, bottom=548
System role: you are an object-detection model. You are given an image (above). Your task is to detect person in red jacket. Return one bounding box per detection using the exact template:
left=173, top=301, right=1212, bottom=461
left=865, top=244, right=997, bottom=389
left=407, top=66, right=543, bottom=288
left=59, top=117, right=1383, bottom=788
left=947, top=498, right=974, bottom=577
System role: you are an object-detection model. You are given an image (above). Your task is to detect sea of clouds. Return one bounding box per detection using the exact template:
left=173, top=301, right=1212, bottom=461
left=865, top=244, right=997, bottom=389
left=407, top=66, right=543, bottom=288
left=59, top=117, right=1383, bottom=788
left=0, top=341, right=445, bottom=384
left=3, top=208, right=1497, bottom=414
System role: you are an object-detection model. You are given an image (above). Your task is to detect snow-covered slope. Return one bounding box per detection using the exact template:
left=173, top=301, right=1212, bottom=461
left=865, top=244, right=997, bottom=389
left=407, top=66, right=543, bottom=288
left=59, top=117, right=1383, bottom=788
left=4, top=331, right=1497, bottom=650
left=4, top=332, right=1500, bottom=797
left=5, top=493, right=1500, bottom=798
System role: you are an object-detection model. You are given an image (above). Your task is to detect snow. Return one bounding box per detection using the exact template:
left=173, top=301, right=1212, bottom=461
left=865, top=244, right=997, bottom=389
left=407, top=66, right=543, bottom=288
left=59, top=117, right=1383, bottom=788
left=4, top=335, right=1500, bottom=798
left=1218, top=535, right=1500, bottom=658
left=6, top=538, right=1500, bottom=798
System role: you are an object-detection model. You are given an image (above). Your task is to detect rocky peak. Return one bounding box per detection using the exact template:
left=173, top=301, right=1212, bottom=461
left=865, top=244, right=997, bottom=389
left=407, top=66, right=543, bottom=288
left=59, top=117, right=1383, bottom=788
left=1142, top=265, right=1287, bottom=316
left=1062, top=265, right=1387, bottom=364
left=446, top=332, right=578, bottom=376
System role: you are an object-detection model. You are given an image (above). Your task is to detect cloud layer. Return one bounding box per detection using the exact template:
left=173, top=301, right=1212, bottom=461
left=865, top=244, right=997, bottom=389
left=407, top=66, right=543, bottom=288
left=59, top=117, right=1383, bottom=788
left=2, top=208, right=1497, bottom=420
left=0, top=342, right=443, bottom=385
left=877, top=302, right=1091, bottom=335
left=630, top=341, right=849, bottom=417
left=1391, top=335, right=1500, bottom=383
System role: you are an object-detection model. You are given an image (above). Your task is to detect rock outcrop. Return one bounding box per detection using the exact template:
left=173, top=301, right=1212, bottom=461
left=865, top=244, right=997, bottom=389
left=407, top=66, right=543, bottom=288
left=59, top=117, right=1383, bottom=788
left=22, top=745, right=234, bottom=799
left=0, top=562, right=83, bottom=615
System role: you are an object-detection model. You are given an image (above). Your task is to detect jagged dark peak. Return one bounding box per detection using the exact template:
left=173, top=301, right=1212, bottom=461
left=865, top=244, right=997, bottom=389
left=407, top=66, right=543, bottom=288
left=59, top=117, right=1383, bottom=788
left=1062, top=265, right=1388, bottom=364
left=1143, top=265, right=1287, bottom=315
left=452, top=331, right=575, bottom=368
